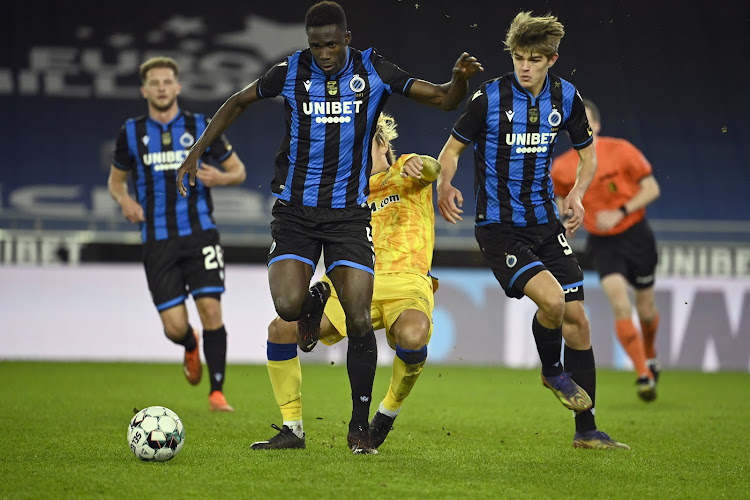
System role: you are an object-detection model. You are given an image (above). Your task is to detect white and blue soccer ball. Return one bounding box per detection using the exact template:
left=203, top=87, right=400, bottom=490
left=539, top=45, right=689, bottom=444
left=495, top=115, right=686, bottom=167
left=127, top=406, right=185, bottom=462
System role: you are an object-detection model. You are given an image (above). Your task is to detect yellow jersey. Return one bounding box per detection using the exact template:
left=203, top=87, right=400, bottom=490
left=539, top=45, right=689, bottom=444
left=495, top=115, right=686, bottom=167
left=368, top=154, right=435, bottom=275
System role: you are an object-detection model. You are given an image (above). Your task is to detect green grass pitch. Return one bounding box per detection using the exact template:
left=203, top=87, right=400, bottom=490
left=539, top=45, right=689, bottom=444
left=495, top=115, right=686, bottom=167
left=0, top=361, right=748, bottom=499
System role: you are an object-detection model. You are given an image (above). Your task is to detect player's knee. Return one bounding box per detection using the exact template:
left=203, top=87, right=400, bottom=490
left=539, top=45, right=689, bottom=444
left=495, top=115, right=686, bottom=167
left=267, top=316, right=296, bottom=343
left=274, top=296, right=303, bottom=322
left=197, top=306, right=223, bottom=330
left=163, top=324, right=188, bottom=342
left=537, top=294, right=565, bottom=324
left=397, top=332, right=428, bottom=351
left=345, top=315, right=372, bottom=338
left=394, top=322, right=430, bottom=350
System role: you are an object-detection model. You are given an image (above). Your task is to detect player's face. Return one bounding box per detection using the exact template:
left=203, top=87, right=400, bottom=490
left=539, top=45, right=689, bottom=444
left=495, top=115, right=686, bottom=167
left=511, top=48, right=558, bottom=96
left=370, top=135, right=389, bottom=175
left=141, top=67, right=181, bottom=113
left=307, top=25, right=351, bottom=75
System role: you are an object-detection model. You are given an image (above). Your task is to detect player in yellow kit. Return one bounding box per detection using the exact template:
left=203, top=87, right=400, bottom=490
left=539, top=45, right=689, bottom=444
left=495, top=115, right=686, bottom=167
left=251, top=112, right=439, bottom=454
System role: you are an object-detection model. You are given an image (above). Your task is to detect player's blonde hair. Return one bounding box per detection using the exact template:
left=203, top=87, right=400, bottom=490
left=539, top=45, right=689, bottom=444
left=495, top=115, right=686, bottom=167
left=503, top=11, right=565, bottom=59
left=139, top=57, right=180, bottom=83
left=374, top=112, right=398, bottom=165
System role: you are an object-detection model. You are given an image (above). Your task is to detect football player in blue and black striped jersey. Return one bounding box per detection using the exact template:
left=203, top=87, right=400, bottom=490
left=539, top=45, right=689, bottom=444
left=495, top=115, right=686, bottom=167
left=436, top=11, right=629, bottom=450
left=109, top=56, right=246, bottom=412
left=177, top=1, right=482, bottom=453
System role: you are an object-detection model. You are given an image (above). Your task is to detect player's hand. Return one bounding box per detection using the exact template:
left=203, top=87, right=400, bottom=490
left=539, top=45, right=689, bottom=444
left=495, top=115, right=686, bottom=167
left=452, top=52, right=484, bottom=81
left=437, top=182, right=464, bottom=224
left=195, top=163, right=224, bottom=187
left=177, top=156, right=199, bottom=197
left=120, top=197, right=144, bottom=224
left=401, top=155, right=424, bottom=179
left=562, top=189, right=585, bottom=236
left=595, top=208, right=624, bottom=232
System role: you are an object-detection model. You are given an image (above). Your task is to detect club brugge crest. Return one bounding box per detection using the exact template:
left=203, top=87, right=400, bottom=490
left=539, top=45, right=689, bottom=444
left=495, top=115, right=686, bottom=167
left=548, top=109, right=562, bottom=127
left=349, top=74, right=366, bottom=93
left=529, top=107, right=539, bottom=124
left=326, top=80, right=338, bottom=96
left=506, top=254, right=517, bottom=268
left=179, top=131, right=194, bottom=147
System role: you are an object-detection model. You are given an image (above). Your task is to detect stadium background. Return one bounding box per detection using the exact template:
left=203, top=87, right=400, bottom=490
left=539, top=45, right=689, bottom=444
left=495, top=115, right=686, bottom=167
left=1, top=0, right=748, bottom=371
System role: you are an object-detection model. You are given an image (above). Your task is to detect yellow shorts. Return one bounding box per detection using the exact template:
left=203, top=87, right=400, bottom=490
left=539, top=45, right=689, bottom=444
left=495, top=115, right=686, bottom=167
left=319, top=272, right=434, bottom=350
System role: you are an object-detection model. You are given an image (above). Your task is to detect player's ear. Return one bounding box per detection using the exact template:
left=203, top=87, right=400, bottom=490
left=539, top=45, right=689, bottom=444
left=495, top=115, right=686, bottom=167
left=547, top=53, right=559, bottom=68
left=344, top=30, right=351, bottom=45
left=140, top=85, right=147, bottom=99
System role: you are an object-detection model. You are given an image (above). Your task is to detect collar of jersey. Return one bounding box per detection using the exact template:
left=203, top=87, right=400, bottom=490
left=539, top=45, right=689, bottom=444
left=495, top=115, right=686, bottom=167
left=310, top=47, right=353, bottom=79
left=147, top=109, right=184, bottom=128
left=511, top=73, right=550, bottom=104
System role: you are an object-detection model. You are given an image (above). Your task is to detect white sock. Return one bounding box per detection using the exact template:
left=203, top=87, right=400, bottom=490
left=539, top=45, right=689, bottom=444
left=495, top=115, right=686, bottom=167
left=283, top=420, right=304, bottom=438
left=378, top=402, right=400, bottom=418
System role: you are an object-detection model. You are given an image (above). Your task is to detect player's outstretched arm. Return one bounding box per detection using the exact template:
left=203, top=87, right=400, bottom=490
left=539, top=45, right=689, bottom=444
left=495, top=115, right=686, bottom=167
left=408, top=53, right=484, bottom=111
left=177, top=81, right=260, bottom=197
left=436, top=137, right=467, bottom=223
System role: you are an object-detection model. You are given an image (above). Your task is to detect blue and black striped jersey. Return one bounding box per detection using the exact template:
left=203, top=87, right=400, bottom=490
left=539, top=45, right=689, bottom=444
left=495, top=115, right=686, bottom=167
left=451, top=72, right=593, bottom=227
left=113, top=109, right=233, bottom=242
left=257, top=47, right=415, bottom=209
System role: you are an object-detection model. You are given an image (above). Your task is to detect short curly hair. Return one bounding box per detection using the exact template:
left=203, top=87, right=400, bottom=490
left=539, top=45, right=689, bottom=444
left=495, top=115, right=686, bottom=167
left=305, top=1, right=347, bottom=32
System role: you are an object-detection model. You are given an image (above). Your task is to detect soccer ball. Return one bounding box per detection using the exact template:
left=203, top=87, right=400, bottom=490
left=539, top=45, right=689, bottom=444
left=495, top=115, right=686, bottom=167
left=127, top=406, right=185, bottom=462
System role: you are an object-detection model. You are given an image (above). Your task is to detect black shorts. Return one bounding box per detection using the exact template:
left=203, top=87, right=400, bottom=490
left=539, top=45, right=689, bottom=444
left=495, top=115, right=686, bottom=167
left=475, top=219, right=584, bottom=301
left=587, top=218, right=658, bottom=289
left=268, top=199, right=375, bottom=275
left=142, top=229, right=225, bottom=311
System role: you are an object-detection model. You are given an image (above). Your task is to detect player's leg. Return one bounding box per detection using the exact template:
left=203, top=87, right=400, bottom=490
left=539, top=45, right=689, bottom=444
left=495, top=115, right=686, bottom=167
left=524, top=272, right=592, bottom=412
left=268, top=258, right=316, bottom=320
left=184, top=230, right=233, bottom=409
left=320, top=206, right=377, bottom=453
left=143, top=237, right=201, bottom=385
left=524, top=270, right=566, bottom=374
left=599, top=273, right=654, bottom=400
left=629, top=220, right=661, bottom=382
left=635, top=286, right=661, bottom=381
left=252, top=316, right=307, bottom=450
left=563, top=300, right=629, bottom=450
left=159, top=304, right=201, bottom=385
left=591, top=226, right=655, bottom=399
left=370, top=308, right=430, bottom=449
left=194, top=296, right=233, bottom=411
left=253, top=296, right=342, bottom=450
left=266, top=201, right=324, bottom=324
left=328, top=264, right=376, bottom=454
left=475, top=223, right=591, bottom=412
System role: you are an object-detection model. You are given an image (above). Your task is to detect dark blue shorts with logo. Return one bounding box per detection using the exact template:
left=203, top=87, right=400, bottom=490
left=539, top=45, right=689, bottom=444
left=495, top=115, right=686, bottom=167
left=475, top=219, right=584, bottom=301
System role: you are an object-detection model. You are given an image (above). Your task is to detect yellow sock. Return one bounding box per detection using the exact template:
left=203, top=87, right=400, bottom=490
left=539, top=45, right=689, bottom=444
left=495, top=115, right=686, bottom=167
left=267, top=357, right=302, bottom=422
left=382, top=355, right=425, bottom=413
